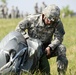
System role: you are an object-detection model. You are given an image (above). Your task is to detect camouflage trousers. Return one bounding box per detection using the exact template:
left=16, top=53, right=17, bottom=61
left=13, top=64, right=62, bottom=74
left=39, top=44, right=68, bottom=75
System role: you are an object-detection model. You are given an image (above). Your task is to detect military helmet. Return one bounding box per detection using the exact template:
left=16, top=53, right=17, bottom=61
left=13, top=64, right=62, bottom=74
left=42, top=4, right=60, bottom=21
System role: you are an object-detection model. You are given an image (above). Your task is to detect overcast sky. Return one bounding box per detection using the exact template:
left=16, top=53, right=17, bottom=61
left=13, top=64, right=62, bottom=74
left=0, top=0, right=76, bottom=14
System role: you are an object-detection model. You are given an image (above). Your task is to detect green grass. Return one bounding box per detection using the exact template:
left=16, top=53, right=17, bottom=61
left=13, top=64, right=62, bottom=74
left=0, top=18, right=21, bottom=40
left=62, top=17, right=76, bottom=75
left=0, top=17, right=76, bottom=75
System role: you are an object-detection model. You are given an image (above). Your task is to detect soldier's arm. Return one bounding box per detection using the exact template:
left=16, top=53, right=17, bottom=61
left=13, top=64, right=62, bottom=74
left=15, top=14, right=40, bottom=34
left=15, top=17, right=30, bottom=34
left=15, top=15, right=36, bottom=35
left=48, top=21, right=65, bottom=50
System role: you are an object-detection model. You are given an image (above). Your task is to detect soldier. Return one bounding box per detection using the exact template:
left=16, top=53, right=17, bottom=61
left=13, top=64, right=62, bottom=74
left=40, top=1, right=47, bottom=13
left=4, top=5, right=8, bottom=18
left=11, top=6, right=15, bottom=18
left=15, top=6, right=20, bottom=18
left=34, top=2, right=39, bottom=14
left=0, top=5, right=3, bottom=18
left=15, top=4, right=68, bottom=75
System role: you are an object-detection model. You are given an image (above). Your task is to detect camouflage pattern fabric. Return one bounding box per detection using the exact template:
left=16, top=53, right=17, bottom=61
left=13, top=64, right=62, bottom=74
left=15, top=4, right=68, bottom=75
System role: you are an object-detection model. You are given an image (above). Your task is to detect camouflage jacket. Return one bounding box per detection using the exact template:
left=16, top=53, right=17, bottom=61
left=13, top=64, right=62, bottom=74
left=15, top=14, right=65, bottom=50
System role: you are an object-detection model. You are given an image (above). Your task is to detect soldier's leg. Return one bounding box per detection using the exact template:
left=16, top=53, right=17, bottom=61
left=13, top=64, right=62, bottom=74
left=56, top=44, right=68, bottom=75
left=11, top=58, right=22, bottom=75
left=39, top=54, right=51, bottom=75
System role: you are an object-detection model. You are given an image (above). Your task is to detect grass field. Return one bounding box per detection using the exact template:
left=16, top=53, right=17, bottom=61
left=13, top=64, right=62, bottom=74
left=0, top=17, right=76, bottom=75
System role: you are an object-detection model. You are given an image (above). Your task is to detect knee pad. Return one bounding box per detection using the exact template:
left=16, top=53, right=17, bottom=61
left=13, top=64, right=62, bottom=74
left=58, top=44, right=66, bottom=56
left=57, top=56, right=68, bottom=72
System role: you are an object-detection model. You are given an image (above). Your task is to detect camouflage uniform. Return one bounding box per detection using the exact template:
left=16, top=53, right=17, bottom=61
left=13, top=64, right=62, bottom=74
left=15, top=4, right=68, bottom=75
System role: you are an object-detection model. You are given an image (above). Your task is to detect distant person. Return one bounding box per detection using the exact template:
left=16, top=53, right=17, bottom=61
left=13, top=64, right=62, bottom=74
left=15, top=6, right=20, bottom=18
left=0, top=5, right=3, bottom=18
left=34, top=2, right=39, bottom=14
left=4, top=5, right=8, bottom=18
left=11, top=6, right=15, bottom=18
left=1, top=5, right=4, bottom=18
left=40, top=1, right=47, bottom=13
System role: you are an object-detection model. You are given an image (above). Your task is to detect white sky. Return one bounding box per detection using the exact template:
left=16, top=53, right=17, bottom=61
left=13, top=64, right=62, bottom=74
left=0, top=0, right=76, bottom=14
